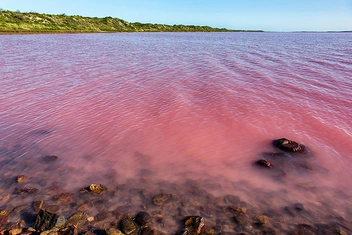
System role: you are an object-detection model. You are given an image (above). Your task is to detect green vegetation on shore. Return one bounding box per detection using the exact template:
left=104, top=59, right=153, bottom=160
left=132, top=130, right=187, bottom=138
left=0, top=10, right=263, bottom=33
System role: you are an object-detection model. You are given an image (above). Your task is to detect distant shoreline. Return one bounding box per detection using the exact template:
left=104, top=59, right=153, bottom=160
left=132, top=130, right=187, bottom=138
left=0, top=10, right=263, bottom=33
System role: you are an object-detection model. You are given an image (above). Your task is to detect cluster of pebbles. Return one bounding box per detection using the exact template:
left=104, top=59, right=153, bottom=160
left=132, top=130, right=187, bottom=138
left=254, top=138, right=329, bottom=181
left=0, top=138, right=351, bottom=234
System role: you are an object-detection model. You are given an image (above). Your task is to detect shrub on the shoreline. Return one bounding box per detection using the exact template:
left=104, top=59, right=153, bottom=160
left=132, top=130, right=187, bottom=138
left=0, top=9, right=263, bottom=33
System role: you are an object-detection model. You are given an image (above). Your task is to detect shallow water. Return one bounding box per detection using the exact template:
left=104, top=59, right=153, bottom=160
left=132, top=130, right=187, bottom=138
left=0, top=32, right=352, bottom=232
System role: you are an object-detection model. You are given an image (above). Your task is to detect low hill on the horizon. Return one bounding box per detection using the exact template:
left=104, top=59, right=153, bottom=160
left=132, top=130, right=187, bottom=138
left=0, top=10, right=263, bottom=33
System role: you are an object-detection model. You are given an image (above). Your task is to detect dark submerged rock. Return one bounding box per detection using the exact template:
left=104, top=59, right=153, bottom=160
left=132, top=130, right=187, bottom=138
left=13, top=187, right=38, bottom=195
left=80, top=183, right=108, bottom=194
left=58, top=226, right=76, bottom=235
left=152, top=193, right=171, bottom=206
left=33, top=209, right=59, bottom=232
left=15, top=175, right=27, bottom=183
left=294, top=203, right=304, bottom=211
left=54, top=193, right=73, bottom=203
left=106, top=228, right=124, bottom=235
left=65, top=212, right=88, bottom=228
left=134, top=211, right=151, bottom=227
left=120, top=215, right=138, bottom=235
left=233, top=215, right=246, bottom=225
left=45, top=205, right=60, bottom=213
left=273, top=138, right=306, bottom=153
left=256, top=159, right=274, bottom=168
left=253, top=215, right=269, bottom=226
left=183, top=216, right=205, bottom=235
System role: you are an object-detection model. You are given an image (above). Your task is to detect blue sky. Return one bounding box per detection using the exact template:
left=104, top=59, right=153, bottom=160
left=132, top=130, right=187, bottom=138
left=1, top=0, right=352, bottom=31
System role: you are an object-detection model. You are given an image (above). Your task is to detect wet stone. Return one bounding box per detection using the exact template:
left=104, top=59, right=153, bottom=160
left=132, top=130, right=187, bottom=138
left=8, top=228, right=22, bottom=235
left=228, top=206, right=247, bottom=215
left=58, top=226, right=75, bottom=235
left=0, top=210, right=9, bottom=217
left=256, top=159, right=274, bottom=168
left=16, top=175, right=27, bottom=183
left=45, top=205, right=60, bottom=213
left=54, top=193, right=73, bottom=203
left=294, top=203, right=304, bottom=211
left=81, top=184, right=108, bottom=194
left=65, top=213, right=88, bottom=227
left=153, top=213, right=164, bottom=225
left=33, top=201, right=45, bottom=212
left=33, top=209, right=59, bottom=232
left=134, top=211, right=151, bottom=227
left=204, top=228, right=215, bottom=234
left=119, top=216, right=138, bottom=235
left=273, top=138, right=307, bottom=153
left=106, top=228, right=124, bottom=235
left=14, top=187, right=39, bottom=195
left=253, top=215, right=269, bottom=226
left=233, top=215, right=246, bottom=225
left=184, top=216, right=205, bottom=235
left=77, top=204, right=89, bottom=212
left=152, top=193, right=171, bottom=206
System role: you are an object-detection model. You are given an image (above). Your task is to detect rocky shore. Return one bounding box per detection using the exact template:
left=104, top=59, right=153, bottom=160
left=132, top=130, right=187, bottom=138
left=0, top=138, right=351, bottom=234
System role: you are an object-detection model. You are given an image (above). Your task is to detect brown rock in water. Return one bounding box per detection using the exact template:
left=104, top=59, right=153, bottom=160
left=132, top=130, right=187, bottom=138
left=33, top=201, right=45, bottom=212
left=45, top=205, right=60, bottom=213
left=77, top=204, right=89, bottom=212
left=134, top=211, right=152, bottom=227
left=253, top=215, right=269, bottom=226
left=184, top=216, right=205, bottom=235
left=65, top=213, right=88, bottom=227
left=8, top=228, right=22, bottom=235
left=33, top=209, right=59, bottom=232
left=15, top=175, right=27, bottom=183
left=0, top=210, right=8, bottom=217
left=13, top=187, right=38, bottom=195
left=233, top=215, right=246, bottom=225
left=294, top=203, right=304, bottom=211
left=152, top=193, right=170, bottom=206
left=273, top=138, right=307, bottom=153
left=106, top=228, right=124, bottom=235
left=119, top=216, right=138, bottom=235
left=80, top=184, right=108, bottom=194
left=256, top=159, right=274, bottom=168
left=54, top=193, right=73, bottom=203
left=58, top=225, right=75, bottom=235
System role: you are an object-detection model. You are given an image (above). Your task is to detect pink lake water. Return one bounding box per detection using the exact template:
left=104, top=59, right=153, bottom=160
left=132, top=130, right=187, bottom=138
left=0, top=32, right=352, bottom=229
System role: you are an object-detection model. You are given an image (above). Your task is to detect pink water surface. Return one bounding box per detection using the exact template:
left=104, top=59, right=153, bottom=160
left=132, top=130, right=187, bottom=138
left=0, top=32, right=352, bottom=211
